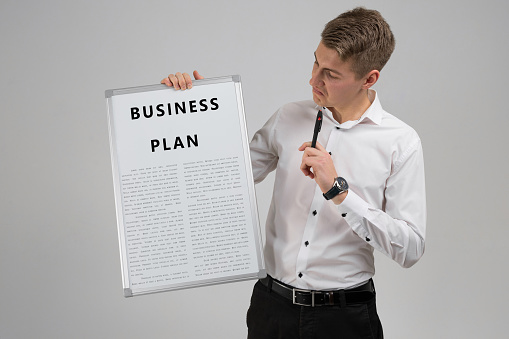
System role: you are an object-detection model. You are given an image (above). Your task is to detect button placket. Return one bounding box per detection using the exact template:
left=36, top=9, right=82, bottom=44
left=295, top=117, right=339, bottom=283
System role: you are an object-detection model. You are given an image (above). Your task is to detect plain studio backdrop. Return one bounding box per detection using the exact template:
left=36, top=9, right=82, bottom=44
left=1, top=1, right=508, bottom=338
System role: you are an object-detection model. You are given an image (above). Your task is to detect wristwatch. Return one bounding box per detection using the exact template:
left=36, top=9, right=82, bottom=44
left=323, top=177, right=349, bottom=200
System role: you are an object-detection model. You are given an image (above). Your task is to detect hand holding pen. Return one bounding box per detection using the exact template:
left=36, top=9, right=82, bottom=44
left=299, top=109, right=341, bottom=201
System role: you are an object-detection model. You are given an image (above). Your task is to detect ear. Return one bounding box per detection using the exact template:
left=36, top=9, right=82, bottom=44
left=362, top=70, right=380, bottom=89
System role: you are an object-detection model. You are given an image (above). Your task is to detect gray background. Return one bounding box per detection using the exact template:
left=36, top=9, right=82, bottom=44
left=1, top=0, right=507, bottom=338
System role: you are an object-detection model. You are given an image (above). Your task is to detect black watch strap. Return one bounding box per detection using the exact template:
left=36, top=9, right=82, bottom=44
left=323, top=177, right=349, bottom=200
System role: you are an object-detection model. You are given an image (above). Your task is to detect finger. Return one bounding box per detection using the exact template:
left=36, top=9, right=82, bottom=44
left=298, top=142, right=312, bottom=151
left=193, top=70, right=204, bottom=80
left=314, top=141, right=327, bottom=152
left=300, top=160, right=315, bottom=179
left=168, top=74, right=179, bottom=89
left=161, top=77, right=173, bottom=87
left=302, top=146, right=323, bottom=158
left=175, top=72, right=187, bottom=90
left=299, top=141, right=328, bottom=153
left=183, top=72, right=193, bottom=89
left=300, top=151, right=316, bottom=178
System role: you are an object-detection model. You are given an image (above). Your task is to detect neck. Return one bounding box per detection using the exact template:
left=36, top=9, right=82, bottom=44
left=329, top=89, right=374, bottom=124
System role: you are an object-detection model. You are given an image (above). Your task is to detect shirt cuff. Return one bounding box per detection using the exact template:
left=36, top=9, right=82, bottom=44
left=336, top=190, right=369, bottom=228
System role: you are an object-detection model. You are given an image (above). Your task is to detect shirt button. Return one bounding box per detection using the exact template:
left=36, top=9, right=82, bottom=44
left=365, top=237, right=371, bottom=242
left=298, top=272, right=303, bottom=278
left=336, top=126, right=341, bottom=130
left=312, top=210, right=317, bottom=216
left=305, top=241, right=309, bottom=247
left=341, top=213, right=347, bottom=217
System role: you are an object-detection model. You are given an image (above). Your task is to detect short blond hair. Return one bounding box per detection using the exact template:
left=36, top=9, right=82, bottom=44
left=321, top=7, right=395, bottom=78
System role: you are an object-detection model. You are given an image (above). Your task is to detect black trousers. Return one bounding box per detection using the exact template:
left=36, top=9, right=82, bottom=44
left=246, top=280, right=383, bottom=339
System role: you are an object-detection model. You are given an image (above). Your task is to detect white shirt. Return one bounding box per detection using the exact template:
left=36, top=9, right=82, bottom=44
left=249, top=92, right=426, bottom=290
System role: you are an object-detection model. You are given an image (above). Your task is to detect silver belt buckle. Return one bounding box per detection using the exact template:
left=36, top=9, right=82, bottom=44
left=293, top=288, right=315, bottom=307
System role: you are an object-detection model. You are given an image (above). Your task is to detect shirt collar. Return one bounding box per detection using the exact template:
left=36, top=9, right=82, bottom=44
left=319, top=90, right=384, bottom=129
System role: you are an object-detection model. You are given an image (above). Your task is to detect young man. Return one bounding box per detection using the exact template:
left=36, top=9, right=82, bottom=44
left=163, top=7, right=426, bottom=339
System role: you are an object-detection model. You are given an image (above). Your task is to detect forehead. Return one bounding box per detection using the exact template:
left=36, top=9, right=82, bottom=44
left=315, top=41, right=354, bottom=74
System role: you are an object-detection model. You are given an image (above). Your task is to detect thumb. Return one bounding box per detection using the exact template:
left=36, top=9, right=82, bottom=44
left=193, top=70, right=204, bottom=80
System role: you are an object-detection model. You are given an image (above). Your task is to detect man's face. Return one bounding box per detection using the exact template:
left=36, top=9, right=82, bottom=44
left=309, top=42, right=366, bottom=113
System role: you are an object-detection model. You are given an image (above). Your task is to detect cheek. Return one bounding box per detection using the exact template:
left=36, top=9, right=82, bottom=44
left=330, top=81, right=356, bottom=96
left=326, top=83, right=345, bottom=97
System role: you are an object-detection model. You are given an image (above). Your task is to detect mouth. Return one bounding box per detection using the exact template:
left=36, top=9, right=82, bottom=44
left=312, top=87, right=324, bottom=96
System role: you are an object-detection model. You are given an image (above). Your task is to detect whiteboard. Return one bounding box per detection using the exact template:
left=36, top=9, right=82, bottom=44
left=105, top=76, right=265, bottom=297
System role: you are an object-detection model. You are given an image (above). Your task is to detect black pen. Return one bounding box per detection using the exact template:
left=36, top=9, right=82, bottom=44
left=311, top=109, right=323, bottom=148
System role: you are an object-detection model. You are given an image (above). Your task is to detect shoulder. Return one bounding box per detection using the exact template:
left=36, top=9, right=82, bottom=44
left=277, top=100, right=317, bottom=114
left=380, top=110, right=421, bottom=145
left=369, top=96, right=423, bottom=167
left=379, top=111, right=423, bottom=173
left=275, top=100, right=317, bottom=123
left=265, top=100, right=318, bottom=148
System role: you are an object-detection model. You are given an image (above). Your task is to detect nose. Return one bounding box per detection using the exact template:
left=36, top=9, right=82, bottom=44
left=309, top=69, right=323, bottom=87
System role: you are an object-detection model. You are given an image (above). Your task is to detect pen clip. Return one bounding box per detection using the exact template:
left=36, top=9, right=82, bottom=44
left=317, top=110, right=323, bottom=132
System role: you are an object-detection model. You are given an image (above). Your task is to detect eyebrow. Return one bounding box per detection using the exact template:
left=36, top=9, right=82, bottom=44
left=314, top=52, right=343, bottom=76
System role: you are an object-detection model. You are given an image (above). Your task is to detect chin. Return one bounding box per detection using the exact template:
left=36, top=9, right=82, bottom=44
left=312, top=95, right=326, bottom=108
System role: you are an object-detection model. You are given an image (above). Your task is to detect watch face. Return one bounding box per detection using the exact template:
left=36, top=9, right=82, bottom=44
left=337, top=177, right=348, bottom=190
left=324, top=177, right=348, bottom=200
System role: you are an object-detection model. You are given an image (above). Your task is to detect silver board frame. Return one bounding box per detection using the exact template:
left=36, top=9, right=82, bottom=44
left=106, top=75, right=266, bottom=297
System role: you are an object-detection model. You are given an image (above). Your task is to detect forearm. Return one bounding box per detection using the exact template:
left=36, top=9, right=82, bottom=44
left=336, top=190, right=426, bottom=268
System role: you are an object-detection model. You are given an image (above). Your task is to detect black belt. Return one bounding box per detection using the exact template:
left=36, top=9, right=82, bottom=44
left=259, top=275, right=375, bottom=307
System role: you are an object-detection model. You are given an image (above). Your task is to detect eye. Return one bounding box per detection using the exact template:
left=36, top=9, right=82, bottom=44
left=327, top=71, right=338, bottom=79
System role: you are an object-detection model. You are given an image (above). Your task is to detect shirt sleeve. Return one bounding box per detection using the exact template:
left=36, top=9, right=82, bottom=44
left=337, top=139, right=427, bottom=268
left=249, top=110, right=280, bottom=184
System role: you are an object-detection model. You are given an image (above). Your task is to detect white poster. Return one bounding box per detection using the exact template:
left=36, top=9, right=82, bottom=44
left=106, top=76, right=265, bottom=297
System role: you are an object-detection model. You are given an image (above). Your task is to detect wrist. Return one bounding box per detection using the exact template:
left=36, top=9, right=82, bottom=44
left=331, top=191, right=348, bottom=205
left=323, top=177, right=349, bottom=201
